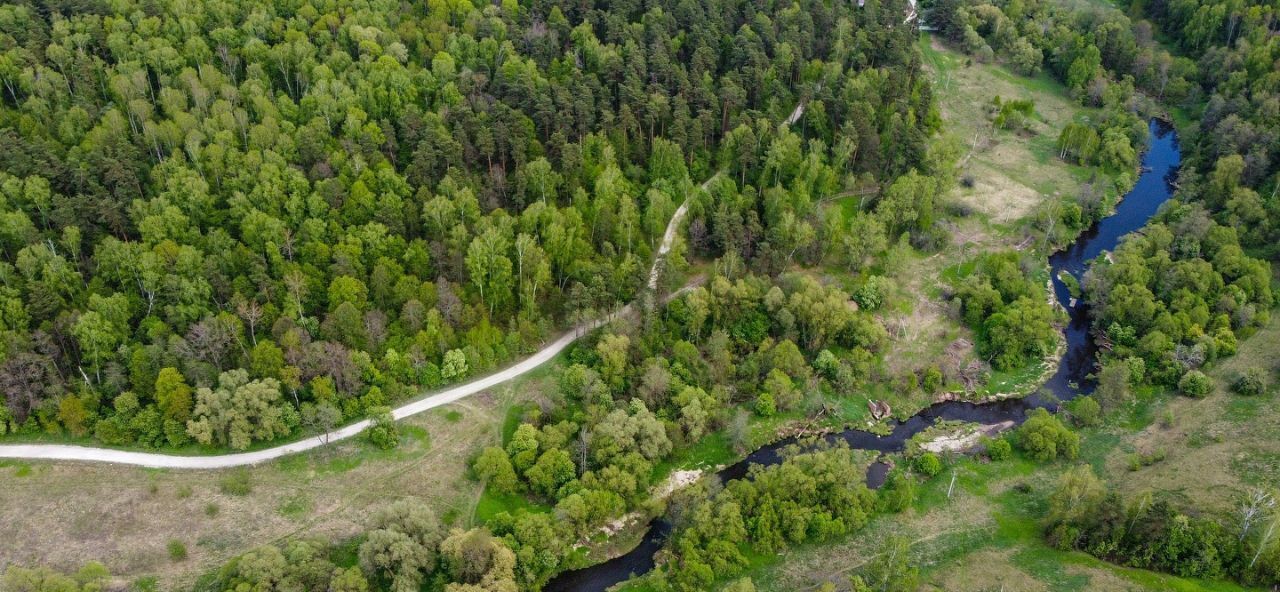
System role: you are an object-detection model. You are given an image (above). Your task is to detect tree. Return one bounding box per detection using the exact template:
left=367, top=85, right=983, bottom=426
left=1046, top=464, right=1105, bottom=526
left=983, top=297, right=1057, bottom=371
left=878, top=470, right=916, bottom=513
left=364, top=406, right=399, bottom=450
left=154, top=367, right=193, bottom=423
left=858, top=536, right=919, bottom=592
left=466, top=228, right=514, bottom=317
left=473, top=447, right=519, bottom=494
left=186, top=370, right=292, bottom=450
left=1092, top=352, right=1133, bottom=405
left=441, top=349, right=468, bottom=382
left=358, top=500, right=442, bottom=592
left=1065, top=396, right=1101, bottom=427
left=438, top=528, right=518, bottom=591
left=524, top=449, right=576, bottom=497
left=0, top=353, right=51, bottom=424
left=1016, top=409, right=1079, bottom=462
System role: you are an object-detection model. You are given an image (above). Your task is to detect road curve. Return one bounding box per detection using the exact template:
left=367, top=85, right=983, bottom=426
left=0, top=104, right=803, bottom=470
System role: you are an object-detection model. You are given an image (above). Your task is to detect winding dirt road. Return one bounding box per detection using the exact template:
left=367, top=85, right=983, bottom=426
left=0, top=173, right=715, bottom=468
left=0, top=104, right=804, bottom=469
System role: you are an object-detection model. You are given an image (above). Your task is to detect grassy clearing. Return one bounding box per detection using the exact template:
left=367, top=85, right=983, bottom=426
left=919, top=33, right=1107, bottom=227
left=0, top=369, right=560, bottom=590
left=1100, top=314, right=1280, bottom=516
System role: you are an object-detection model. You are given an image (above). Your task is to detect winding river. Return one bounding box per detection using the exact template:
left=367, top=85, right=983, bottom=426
left=546, top=120, right=1181, bottom=591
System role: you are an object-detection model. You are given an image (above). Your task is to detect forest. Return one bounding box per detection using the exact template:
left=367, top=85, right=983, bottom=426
left=2, top=0, right=1280, bottom=589
left=0, top=0, right=934, bottom=450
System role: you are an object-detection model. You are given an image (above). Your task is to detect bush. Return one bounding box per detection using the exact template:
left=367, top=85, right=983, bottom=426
left=913, top=452, right=942, bottom=477
left=1015, top=409, right=1079, bottom=462
left=1178, top=370, right=1213, bottom=398
left=878, top=470, right=916, bottom=513
left=1065, top=396, right=1101, bottom=427
left=363, top=406, right=399, bottom=450
left=1232, top=367, right=1267, bottom=396
left=983, top=437, right=1012, bottom=461
left=754, top=392, right=776, bottom=417
left=218, top=470, right=252, bottom=496
left=167, top=540, right=187, bottom=561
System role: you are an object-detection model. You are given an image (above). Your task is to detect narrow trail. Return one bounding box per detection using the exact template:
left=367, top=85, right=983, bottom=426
left=0, top=109, right=791, bottom=469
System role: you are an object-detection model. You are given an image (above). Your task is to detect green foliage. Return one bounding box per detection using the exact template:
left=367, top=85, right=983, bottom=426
left=983, top=436, right=1012, bottom=461
left=1015, top=409, right=1079, bottom=462
left=186, top=370, right=292, bottom=450
left=363, top=406, right=399, bottom=450
left=914, top=452, right=943, bottom=477
left=661, top=445, right=876, bottom=589
left=0, top=0, right=936, bottom=452
left=878, top=470, right=917, bottom=513
left=167, top=540, right=187, bottom=562
left=473, top=447, right=519, bottom=495
left=953, top=252, right=1058, bottom=371
left=1065, top=396, right=1102, bottom=427
left=358, top=499, right=441, bottom=592
left=1232, top=368, right=1268, bottom=397
left=218, top=470, right=253, bottom=496
left=754, top=392, right=777, bottom=417
left=0, top=562, right=111, bottom=592
left=855, top=536, right=921, bottom=592
left=1179, top=370, right=1213, bottom=398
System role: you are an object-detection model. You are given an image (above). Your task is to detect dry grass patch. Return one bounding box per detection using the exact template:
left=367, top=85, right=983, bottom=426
left=920, top=34, right=1093, bottom=227
left=925, top=549, right=1050, bottom=592
left=0, top=374, right=554, bottom=589
left=759, top=492, right=996, bottom=590
left=1105, top=316, right=1280, bottom=516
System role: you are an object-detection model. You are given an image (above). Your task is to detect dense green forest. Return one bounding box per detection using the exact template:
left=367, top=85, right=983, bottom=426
left=0, top=0, right=936, bottom=449
left=3, top=0, right=1280, bottom=589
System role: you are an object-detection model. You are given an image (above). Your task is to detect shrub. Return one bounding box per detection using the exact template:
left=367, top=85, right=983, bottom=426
left=914, top=452, right=942, bottom=477
left=218, top=471, right=252, bottom=496
left=921, top=367, right=943, bottom=394
left=167, top=540, right=187, bottom=561
left=1232, top=367, right=1267, bottom=396
left=1065, top=396, right=1101, bottom=427
left=877, top=470, right=916, bottom=513
left=754, top=392, right=776, bottom=417
left=1178, top=370, right=1212, bottom=398
left=1015, top=409, right=1079, bottom=462
left=983, top=437, right=1012, bottom=461
left=364, top=406, right=399, bottom=450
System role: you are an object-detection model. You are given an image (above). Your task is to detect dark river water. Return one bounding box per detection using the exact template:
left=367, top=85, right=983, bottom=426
left=545, top=120, right=1180, bottom=592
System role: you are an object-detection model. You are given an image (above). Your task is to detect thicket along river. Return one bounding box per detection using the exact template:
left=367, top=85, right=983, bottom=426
left=546, top=120, right=1181, bottom=592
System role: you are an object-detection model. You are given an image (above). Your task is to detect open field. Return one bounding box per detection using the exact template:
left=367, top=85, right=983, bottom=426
left=919, top=34, right=1103, bottom=228
left=0, top=369, right=559, bottom=589
left=1102, top=315, right=1280, bottom=516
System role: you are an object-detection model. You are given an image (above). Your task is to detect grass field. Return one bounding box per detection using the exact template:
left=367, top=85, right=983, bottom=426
left=0, top=368, right=561, bottom=589
left=1101, top=315, right=1280, bottom=516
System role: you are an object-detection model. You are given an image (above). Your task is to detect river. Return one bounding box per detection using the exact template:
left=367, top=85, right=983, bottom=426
left=545, top=119, right=1180, bottom=591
